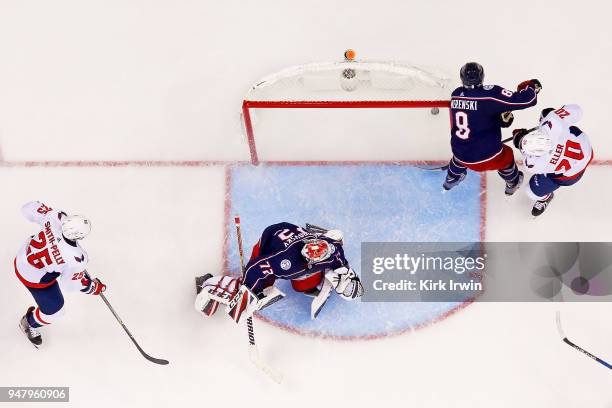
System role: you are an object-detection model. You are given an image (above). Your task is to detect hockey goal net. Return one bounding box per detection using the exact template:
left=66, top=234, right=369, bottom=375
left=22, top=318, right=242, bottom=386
left=242, top=55, right=456, bottom=164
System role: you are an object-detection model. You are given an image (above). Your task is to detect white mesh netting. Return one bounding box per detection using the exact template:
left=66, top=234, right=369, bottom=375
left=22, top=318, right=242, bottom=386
left=241, top=59, right=457, bottom=162
left=244, top=60, right=456, bottom=102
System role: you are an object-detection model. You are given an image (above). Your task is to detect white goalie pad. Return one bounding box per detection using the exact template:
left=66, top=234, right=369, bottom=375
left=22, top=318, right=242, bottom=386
left=227, top=285, right=286, bottom=323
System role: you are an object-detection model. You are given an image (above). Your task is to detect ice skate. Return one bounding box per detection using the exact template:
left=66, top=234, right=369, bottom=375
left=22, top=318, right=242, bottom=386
left=532, top=193, right=554, bottom=217
left=505, top=171, right=524, bottom=196
left=19, top=307, right=42, bottom=348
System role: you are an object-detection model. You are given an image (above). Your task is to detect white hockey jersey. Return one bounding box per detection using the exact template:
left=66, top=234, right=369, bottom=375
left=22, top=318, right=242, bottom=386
left=522, top=104, right=593, bottom=178
left=15, top=201, right=89, bottom=291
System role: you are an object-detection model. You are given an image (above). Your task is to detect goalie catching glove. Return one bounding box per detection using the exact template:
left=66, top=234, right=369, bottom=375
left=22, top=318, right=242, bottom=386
left=325, top=267, right=363, bottom=300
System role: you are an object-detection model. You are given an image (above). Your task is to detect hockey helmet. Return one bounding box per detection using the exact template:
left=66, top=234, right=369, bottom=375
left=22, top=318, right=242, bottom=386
left=539, top=107, right=555, bottom=122
left=521, top=129, right=553, bottom=157
left=301, top=239, right=333, bottom=264
left=460, top=62, right=484, bottom=87
left=61, top=215, right=92, bottom=240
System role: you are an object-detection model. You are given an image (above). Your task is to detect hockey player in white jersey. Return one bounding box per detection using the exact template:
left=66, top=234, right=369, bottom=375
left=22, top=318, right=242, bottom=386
left=15, top=201, right=106, bottom=347
left=512, top=104, right=593, bottom=216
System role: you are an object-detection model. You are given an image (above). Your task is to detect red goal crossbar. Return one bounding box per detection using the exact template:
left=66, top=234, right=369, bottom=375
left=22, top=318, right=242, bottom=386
left=242, top=99, right=451, bottom=165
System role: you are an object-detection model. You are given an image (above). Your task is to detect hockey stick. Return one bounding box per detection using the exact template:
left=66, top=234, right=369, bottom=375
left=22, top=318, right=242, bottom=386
left=87, top=273, right=169, bottom=365
left=234, top=216, right=283, bottom=384
left=415, top=126, right=539, bottom=171
left=555, top=311, right=611, bottom=370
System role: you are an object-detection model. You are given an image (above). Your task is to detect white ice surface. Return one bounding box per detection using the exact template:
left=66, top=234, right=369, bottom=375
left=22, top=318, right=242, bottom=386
left=1, top=1, right=612, bottom=407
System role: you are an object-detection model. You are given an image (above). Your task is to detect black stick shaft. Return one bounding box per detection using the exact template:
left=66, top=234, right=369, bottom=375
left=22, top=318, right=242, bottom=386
left=234, top=215, right=257, bottom=347
left=87, top=273, right=169, bottom=365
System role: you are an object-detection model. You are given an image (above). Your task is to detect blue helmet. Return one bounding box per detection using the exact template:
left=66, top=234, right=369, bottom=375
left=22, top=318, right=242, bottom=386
left=460, top=62, right=484, bottom=87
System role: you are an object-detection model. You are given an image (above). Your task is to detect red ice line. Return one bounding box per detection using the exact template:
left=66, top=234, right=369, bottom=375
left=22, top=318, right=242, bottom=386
left=0, top=159, right=610, bottom=167
left=1, top=157, right=609, bottom=340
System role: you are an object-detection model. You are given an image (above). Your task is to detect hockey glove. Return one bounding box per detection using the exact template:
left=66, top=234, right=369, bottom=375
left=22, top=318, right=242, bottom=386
left=512, top=128, right=530, bottom=149
left=517, top=79, right=542, bottom=94
left=500, top=112, right=514, bottom=128
left=325, top=267, right=364, bottom=300
left=81, top=276, right=106, bottom=295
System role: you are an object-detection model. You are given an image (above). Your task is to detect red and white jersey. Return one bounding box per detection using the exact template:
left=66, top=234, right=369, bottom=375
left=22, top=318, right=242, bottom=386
left=523, top=104, right=593, bottom=178
left=15, top=201, right=89, bottom=291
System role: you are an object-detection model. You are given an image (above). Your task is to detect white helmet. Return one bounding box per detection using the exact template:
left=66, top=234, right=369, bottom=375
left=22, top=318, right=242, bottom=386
left=61, top=215, right=92, bottom=240
left=521, top=129, right=553, bottom=157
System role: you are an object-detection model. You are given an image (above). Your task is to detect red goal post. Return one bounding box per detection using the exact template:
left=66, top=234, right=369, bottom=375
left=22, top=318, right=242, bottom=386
left=242, top=59, right=456, bottom=165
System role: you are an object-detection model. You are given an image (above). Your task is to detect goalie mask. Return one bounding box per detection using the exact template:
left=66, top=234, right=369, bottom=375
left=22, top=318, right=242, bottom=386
left=301, top=239, right=333, bottom=264
left=521, top=129, right=553, bottom=157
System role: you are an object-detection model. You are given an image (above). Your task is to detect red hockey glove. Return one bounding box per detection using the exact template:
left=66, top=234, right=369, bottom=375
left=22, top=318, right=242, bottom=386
left=517, top=79, right=542, bottom=94
left=81, top=277, right=106, bottom=295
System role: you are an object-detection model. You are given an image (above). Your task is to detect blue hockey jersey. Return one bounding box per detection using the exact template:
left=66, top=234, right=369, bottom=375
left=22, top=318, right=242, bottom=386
left=242, top=222, right=348, bottom=295
left=450, top=85, right=538, bottom=163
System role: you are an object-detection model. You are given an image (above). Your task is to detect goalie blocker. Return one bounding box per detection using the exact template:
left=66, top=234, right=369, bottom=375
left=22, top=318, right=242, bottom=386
left=194, top=222, right=363, bottom=322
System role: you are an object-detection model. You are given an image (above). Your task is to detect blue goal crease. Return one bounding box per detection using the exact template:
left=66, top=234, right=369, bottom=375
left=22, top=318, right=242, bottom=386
left=227, top=164, right=481, bottom=338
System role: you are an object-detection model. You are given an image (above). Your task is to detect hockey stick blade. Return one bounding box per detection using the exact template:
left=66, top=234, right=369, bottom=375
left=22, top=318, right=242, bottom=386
left=99, top=292, right=169, bottom=365
left=413, top=164, right=449, bottom=171
left=555, top=311, right=611, bottom=370
left=249, top=344, right=283, bottom=384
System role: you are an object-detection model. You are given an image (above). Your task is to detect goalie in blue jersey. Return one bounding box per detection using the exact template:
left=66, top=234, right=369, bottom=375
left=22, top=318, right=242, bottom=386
left=194, top=222, right=363, bottom=322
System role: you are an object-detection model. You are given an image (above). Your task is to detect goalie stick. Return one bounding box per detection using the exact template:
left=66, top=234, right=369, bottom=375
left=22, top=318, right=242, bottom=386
left=234, top=215, right=283, bottom=384
left=415, top=126, right=538, bottom=171
left=87, top=273, right=169, bottom=365
left=555, top=311, right=611, bottom=370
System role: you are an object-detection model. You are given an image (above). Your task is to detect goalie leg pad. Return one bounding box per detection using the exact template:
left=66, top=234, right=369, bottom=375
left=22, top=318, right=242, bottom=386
left=310, top=277, right=333, bottom=320
left=227, top=285, right=286, bottom=324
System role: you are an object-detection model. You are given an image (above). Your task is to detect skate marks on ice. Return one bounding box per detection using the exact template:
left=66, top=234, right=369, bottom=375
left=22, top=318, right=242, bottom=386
left=226, top=164, right=482, bottom=339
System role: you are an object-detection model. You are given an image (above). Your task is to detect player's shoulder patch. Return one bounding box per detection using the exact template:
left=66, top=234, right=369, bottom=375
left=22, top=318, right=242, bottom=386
left=280, top=259, right=292, bottom=270
left=483, top=85, right=494, bottom=90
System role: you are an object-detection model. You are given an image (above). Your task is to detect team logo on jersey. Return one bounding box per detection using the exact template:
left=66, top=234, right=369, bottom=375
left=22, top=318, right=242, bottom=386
left=483, top=85, right=494, bottom=90
left=280, top=259, right=291, bottom=270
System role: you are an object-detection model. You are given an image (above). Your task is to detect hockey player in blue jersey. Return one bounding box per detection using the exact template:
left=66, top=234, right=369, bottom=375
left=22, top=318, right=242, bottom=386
left=444, top=62, right=541, bottom=194
left=194, top=222, right=363, bottom=322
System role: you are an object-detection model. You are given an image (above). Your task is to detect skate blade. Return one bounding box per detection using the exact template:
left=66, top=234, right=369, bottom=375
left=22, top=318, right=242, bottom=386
left=18, top=324, right=40, bottom=349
